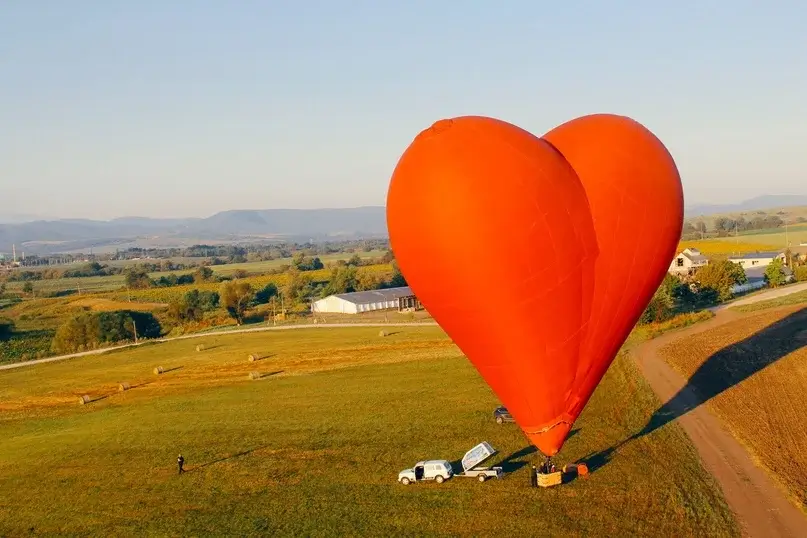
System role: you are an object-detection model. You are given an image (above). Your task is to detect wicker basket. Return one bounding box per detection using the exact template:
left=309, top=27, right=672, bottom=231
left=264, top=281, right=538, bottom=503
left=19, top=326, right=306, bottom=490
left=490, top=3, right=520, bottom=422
left=537, top=471, right=563, bottom=488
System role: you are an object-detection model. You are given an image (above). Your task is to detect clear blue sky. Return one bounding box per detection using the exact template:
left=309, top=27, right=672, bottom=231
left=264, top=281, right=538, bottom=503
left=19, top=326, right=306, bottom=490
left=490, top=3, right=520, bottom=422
left=2, top=1, right=805, bottom=220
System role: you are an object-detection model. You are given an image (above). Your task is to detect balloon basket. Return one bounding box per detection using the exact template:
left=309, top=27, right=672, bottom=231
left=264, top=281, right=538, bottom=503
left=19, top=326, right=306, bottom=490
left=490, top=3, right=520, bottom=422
left=537, top=471, right=563, bottom=488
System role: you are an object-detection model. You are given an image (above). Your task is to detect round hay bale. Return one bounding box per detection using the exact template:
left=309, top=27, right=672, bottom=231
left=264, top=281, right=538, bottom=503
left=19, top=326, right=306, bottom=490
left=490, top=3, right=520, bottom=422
left=249, top=371, right=261, bottom=380
left=248, top=354, right=259, bottom=362
left=153, top=366, right=164, bottom=375
left=379, top=330, right=387, bottom=337
left=196, top=344, right=204, bottom=352
left=79, top=395, right=91, bottom=405
left=118, top=382, right=131, bottom=392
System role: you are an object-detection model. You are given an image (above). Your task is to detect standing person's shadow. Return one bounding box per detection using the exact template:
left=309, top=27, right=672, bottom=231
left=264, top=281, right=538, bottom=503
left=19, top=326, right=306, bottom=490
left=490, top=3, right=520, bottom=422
left=582, top=307, right=807, bottom=471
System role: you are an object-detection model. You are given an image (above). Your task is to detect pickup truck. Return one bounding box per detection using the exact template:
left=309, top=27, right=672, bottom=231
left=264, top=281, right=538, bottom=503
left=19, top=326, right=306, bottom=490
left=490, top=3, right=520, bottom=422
left=453, top=442, right=503, bottom=482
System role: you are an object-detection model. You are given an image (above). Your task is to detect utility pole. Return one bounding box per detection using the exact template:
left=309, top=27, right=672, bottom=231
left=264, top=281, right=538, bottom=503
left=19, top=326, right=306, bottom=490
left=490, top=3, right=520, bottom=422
left=734, top=221, right=739, bottom=256
left=785, top=221, right=790, bottom=249
left=132, top=319, right=138, bottom=344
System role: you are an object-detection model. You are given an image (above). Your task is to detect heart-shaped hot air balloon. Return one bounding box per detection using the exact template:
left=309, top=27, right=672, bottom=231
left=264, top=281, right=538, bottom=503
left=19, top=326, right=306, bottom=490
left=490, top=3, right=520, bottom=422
left=386, top=114, right=683, bottom=457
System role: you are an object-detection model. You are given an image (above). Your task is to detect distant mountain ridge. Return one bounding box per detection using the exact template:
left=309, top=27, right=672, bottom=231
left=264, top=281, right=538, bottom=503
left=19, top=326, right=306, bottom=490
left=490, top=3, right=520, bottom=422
left=684, top=195, right=807, bottom=217
left=0, top=207, right=388, bottom=255
left=2, top=196, right=806, bottom=255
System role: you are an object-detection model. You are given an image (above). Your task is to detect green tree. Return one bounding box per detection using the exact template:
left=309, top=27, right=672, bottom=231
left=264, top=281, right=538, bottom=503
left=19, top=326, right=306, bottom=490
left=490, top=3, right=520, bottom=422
left=694, top=260, right=747, bottom=302
left=639, top=283, right=675, bottom=324
left=124, top=268, right=152, bottom=289
left=346, top=254, right=363, bottom=267
left=764, top=258, right=787, bottom=288
left=254, top=283, right=279, bottom=304
left=283, top=269, right=314, bottom=304
left=794, top=265, right=807, bottom=282
left=168, top=290, right=205, bottom=323
left=292, top=254, right=324, bottom=271
left=381, top=250, right=395, bottom=264
left=0, top=317, right=14, bottom=341
left=0, top=282, right=6, bottom=296
left=386, top=261, right=407, bottom=288
left=356, top=269, right=381, bottom=291
left=22, top=282, right=34, bottom=295
left=198, top=290, right=220, bottom=311
left=194, top=266, right=215, bottom=283
left=220, top=281, right=254, bottom=325
left=323, top=266, right=358, bottom=296
left=52, top=311, right=161, bottom=353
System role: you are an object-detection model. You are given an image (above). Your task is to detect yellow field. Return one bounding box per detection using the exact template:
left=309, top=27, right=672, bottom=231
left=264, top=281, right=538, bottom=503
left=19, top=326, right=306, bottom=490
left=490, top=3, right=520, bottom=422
left=69, top=298, right=168, bottom=311
left=678, top=240, right=780, bottom=255
left=659, top=305, right=807, bottom=510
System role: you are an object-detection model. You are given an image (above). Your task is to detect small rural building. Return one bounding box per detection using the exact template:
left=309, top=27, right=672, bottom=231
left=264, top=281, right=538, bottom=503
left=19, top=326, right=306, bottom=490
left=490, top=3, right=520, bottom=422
left=727, top=251, right=785, bottom=269
left=311, top=286, right=422, bottom=314
left=669, top=248, right=709, bottom=275
left=732, top=266, right=768, bottom=295
left=732, top=264, right=794, bottom=295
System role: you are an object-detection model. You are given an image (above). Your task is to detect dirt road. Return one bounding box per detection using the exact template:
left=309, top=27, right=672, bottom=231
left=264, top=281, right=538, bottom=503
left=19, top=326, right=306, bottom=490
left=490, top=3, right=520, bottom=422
left=634, top=309, right=807, bottom=537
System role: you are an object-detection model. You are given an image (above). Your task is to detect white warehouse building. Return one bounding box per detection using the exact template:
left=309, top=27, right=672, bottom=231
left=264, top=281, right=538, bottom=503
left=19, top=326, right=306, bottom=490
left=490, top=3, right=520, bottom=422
left=311, top=286, right=422, bottom=314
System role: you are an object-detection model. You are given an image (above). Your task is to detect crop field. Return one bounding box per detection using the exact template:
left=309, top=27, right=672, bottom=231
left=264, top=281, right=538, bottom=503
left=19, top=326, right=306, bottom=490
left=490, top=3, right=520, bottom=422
left=0, top=326, right=738, bottom=536
left=659, top=305, right=807, bottom=511
left=2, top=251, right=389, bottom=294
left=678, top=239, right=781, bottom=255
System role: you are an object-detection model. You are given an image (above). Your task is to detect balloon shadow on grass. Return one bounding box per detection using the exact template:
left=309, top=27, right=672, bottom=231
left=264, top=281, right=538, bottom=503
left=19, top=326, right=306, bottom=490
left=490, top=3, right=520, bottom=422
left=581, top=307, right=807, bottom=473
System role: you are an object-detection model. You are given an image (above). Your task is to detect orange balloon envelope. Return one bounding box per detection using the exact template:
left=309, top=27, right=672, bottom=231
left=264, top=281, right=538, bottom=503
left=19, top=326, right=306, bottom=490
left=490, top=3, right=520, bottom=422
left=386, top=114, right=683, bottom=457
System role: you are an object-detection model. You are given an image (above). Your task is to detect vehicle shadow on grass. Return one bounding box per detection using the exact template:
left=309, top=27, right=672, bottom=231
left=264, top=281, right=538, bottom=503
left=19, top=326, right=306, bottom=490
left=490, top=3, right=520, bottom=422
left=582, top=307, right=807, bottom=473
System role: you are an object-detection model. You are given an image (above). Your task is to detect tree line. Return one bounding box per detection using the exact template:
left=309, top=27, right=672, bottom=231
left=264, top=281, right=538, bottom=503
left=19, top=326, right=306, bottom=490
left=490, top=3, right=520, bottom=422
left=680, top=213, right=803, bottom=240
left=5, top=239, right=391, bottom=268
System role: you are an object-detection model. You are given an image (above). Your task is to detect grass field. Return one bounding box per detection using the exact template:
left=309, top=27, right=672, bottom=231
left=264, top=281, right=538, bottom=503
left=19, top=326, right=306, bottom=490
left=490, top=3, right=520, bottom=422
left=3, top=250, right=388, bottom=294
left=659, top=305, right=807, bottom=512
left=0, top=326, right=738, bottom=536
left=732, top=289, right=807, bottom=313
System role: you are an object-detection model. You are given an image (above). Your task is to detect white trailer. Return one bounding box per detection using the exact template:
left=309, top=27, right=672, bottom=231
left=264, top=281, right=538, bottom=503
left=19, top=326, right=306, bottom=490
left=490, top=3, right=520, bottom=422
left=454, top=442, right=503, bottom=482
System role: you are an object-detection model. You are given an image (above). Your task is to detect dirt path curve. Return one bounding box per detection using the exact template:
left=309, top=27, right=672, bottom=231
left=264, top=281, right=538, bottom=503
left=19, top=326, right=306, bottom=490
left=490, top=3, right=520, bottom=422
left=0, top=322, right=438, bottom=372
left=634, top=310, right=807, bottom=537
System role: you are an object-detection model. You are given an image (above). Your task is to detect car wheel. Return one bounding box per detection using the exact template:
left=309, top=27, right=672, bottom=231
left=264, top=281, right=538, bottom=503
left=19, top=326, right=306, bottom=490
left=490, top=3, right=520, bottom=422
left=478, top=474, right=486, bottom=482
left=435, top=475, right=444, bottom=484
left=401, top=477, right=410, bottom=485
left=496, top=416, right=503, bottom=424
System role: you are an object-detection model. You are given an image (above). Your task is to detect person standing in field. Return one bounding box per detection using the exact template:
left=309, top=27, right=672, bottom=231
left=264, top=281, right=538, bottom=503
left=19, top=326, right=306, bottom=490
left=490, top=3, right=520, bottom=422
left=530, top=465, right=538, bottom=487
left=177, top=454, right=185, bottom=474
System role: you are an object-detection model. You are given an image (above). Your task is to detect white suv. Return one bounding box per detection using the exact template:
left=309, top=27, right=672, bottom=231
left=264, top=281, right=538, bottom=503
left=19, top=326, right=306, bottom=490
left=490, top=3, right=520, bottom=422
left=398, top=460, right=454, bottom=485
